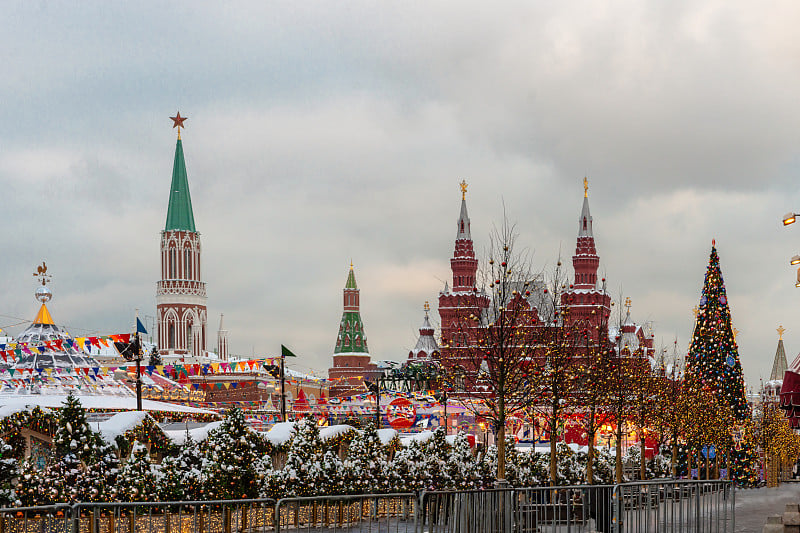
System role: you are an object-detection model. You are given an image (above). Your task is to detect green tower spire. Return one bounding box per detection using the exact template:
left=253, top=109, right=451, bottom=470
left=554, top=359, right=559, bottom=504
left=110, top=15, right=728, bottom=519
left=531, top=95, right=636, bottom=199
left=334, top=264, right=369, bottom=354
left=164, top=138, right=196, bottom=232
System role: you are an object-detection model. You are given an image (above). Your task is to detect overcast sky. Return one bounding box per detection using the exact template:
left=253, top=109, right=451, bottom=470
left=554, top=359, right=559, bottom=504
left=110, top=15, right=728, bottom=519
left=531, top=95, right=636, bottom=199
left=1, top=1, right=799, bottom=388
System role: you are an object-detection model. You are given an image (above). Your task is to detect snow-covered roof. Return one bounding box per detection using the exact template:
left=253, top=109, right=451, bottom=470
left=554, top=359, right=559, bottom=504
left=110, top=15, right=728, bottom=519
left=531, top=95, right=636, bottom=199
left=265, top=421, right=296, bottom=445
left=0, top=403, right=51, bottom=419
left=98, top=411, right=150, bottom=443
left=164, top=421, right=223, bottom=445
left=399, top=431, right=457, bottom=446
left=377, top=428, right=398, bottom=446
left=0, top=395, right=214, bottom=414
left=320, top=424, right=354, bottom=441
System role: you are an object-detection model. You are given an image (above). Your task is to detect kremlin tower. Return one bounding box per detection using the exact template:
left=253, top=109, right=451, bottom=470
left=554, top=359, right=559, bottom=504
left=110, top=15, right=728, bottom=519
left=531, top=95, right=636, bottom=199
left=328, top=264, right=381, bottom=396
left=408, top=302, right=440, bottom=361
left=156, top=114, right=208, bottom=360
left=438, top=182, right=489, bottom=357
left=561, top=178, right=611, bottom=337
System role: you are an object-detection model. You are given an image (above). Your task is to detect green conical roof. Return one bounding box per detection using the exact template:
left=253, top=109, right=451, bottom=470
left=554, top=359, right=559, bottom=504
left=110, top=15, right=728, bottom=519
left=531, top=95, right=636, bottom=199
left=164, top=139, right=196, bottom=232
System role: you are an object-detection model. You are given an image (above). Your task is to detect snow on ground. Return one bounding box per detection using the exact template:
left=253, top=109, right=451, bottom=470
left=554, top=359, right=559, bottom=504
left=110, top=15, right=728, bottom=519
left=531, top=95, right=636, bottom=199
left=164, top=421, right=223, bottom=445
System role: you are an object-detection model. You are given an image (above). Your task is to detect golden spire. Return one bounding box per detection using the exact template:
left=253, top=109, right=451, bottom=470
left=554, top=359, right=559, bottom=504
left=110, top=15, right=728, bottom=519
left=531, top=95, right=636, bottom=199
left=459, top=180, right=468, bottom=200
left=778, top=325, right=786, bottom=340
left=350, top=260, right=353, bottom=270
left=624, top=297, right=632, bottom=312
left=424, top=301, right=430, bottom=315
left=584, top=176, right=589, bottom=198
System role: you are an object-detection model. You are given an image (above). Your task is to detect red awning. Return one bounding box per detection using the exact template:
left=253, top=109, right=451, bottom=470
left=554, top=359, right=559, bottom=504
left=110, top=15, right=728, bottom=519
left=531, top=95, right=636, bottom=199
left=779, top=370, right=800, bottom=428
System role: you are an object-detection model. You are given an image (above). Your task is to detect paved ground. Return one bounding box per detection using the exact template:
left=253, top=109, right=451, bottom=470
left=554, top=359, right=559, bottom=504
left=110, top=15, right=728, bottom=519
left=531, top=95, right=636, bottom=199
left=735, top=483, right=800, bottom=532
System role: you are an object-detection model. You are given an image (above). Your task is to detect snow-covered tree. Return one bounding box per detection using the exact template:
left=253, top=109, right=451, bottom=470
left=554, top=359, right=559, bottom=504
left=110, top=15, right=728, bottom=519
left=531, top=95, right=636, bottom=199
left=159, top=437, right=207, bottom=501
left=388, top=439, right=426, bottom=492
left=266, top=416, right=325, bottom=497
left=52, top=392, right=101, bottom=464
left=446, top=432, right=479, bottom=490
left=341, top=423, right=388, bottom=494
left=39, top=453, right=84, bottom=503
left=201, top=408, right=266, bottom=500
left=317, top=451, right=344, bottom=495
left=117, top=441, right=160, bottom=502
left=16, top=460, right=45, bottom=507
left=422, top=428, right=451, bottom=490
left=0, top=438, right=18, bottom=507
left=81, top=443, right=120, bottom=502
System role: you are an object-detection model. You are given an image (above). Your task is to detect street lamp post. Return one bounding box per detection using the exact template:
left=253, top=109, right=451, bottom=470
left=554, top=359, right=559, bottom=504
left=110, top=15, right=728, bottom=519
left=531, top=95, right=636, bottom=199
left=783, top=212, right=800, bottom=286
left=364, top=380, right=381, bottom=428
left=263, top=362, right=286, bottom=422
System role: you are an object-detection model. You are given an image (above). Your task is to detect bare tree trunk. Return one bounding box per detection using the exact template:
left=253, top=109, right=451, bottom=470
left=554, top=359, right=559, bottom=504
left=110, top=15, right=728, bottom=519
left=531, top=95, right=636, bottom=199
left=497, top=423, right=506, bottom=483
left=640, top=435, right=646, bottom=481
left=587, top=408, right=596, bottom=485
left=550, top=410, right=558, bottom=486
left=671, top=439, right=677, bottom=478
left=615, top=424, right=623, bottom=483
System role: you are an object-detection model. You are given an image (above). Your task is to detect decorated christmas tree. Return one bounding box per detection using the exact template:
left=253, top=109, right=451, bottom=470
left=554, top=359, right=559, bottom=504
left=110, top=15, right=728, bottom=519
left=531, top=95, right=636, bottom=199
left=341, top=423, right=387, bottom=494
left=52, top=392, right=101, bottom=463
left=423, top=428, right=452, bottom=490
left=686, top=244, right=748, bottom=419
left=686, top=244, right=758, bottom=486
left=16, top=460, right=46, bottom=506
left=81, top=443, right=120, bottom=502
left=159, top=437, right=205, bottom=501
left=388, top=439, right=426, bottom=492
left=200, top=408, right=268, bottom=500
left=0, top=439, right=18, bottom=506
left=117, top=441, right=160, bottom=502
left=39, top=453, right=85, bottom=503
left=267, top=416, right=325, bottom=497
left=445, top=432, right=480, bottom=490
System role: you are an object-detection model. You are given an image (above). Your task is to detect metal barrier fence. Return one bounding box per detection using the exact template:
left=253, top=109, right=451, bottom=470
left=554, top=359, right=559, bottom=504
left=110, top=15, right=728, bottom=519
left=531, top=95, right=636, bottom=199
left=274, top=493, right=416, bottom=532
left=612, top=480, right=734, bottom=533
left=418, top=480, right=734, bottom=533
left=0, top=481, right=733, bottom=533
left=0, top=504, right=74, bottom=533
left=419, top=486, right=616, bottom=533
left=72, top=499, right=277, bottom=533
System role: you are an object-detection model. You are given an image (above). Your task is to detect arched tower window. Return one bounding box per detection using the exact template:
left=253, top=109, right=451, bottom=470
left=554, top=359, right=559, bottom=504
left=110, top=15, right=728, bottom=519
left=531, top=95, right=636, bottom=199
left=168, top=323, right=175, bottom=349
left=583, top=217, right=587, bottom=230
left=171, top=248, right=178, bottom=279
left=184, top=247, right=192, bottom=280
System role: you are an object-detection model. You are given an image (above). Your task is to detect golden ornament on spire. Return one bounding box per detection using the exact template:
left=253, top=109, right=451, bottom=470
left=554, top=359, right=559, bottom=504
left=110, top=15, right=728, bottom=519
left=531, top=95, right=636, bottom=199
left=459, top=180, right=468, bottom=200
left=424, top=301, right=430, bottom=314
left=778, top=325, right=786, bottom=340
left=624, top=297, right=632, bottom=312
left=584, top=176, right=589, bottom=198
